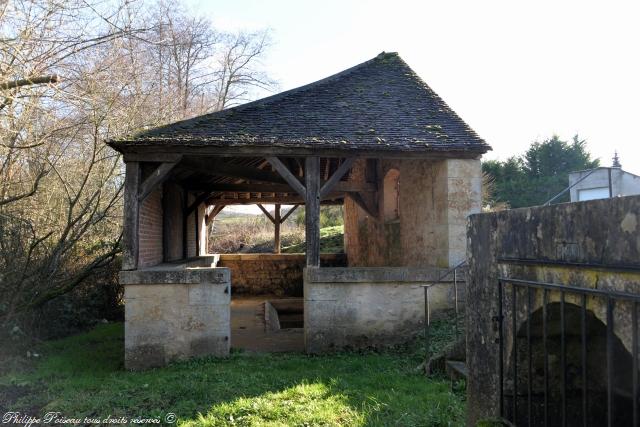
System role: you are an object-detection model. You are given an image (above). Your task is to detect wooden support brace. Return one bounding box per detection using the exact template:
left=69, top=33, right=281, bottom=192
left=257, top=204, right=276, bottom=223
left=205, top=205, right=225, bottom=226
left=137, top=159, right=181, bottom=202
left=280, top=205, right=299, bottom=223
left=320, top=157, right=355, bottom=199
left=266, top=157, right=307, bottom=198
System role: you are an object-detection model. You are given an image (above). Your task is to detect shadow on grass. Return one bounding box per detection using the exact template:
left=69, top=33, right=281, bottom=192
left=1, top=323, right=464, bottom=426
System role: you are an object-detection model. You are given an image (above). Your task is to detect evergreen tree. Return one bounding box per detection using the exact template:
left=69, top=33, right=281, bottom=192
left=483, top=135, right=599, bottom=208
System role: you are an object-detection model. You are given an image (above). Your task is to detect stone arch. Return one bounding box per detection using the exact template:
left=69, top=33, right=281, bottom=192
left=383, top=168, right=400, bottom=222
left=504, top=301, right=635, bottom=426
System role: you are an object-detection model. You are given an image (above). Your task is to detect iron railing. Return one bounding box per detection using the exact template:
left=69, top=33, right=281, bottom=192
left=422, top=260, right=467, bottom=360
left=498, top=277, right=640, bottom=427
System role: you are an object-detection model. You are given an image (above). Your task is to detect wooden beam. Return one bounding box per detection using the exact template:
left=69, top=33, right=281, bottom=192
left=280, top=205, right=299, bottom=223
left=122, top=162, right=140, bottom=270
left=138, top=160, right=180, bottom=201
left=205, top=197, right=342, bottom=205
left=112, top=145, right=488, bottom=160
left=266, top=157, right=307, bottom=198
left=195, top=203, right=200, bottom=256
left=123, top=153, right=183, bottom=163
left=305, top=156, right=321, bottom=267
left=181, top=159, right=286, bottom=184
left=274, top=204, right=281, bottom=254
left=320, top=157, right=355, bottom=199
left=256, top=204, right=276, bottom=223
left=188, top=181, right=374, bottom=193
left=347, top=192, right=378, bottom=218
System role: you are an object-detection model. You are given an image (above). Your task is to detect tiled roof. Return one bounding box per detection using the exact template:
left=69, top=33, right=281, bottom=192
left=110, top=52, right=490, bottom=154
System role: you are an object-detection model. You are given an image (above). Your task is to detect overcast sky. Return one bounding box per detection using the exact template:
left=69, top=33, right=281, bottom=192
left=187, top=0, right=640, bottom=212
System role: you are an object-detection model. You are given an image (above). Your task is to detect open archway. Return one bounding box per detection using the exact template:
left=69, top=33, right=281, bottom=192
left=505, top=302, right=636, bottom=426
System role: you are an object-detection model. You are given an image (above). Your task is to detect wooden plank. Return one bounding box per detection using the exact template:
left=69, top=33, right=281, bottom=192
left=274, top=204, right=281, bottom=254
left=122, top=162, right=140, bottom=270
left=280, top=204, right=299, bottom=223
left=305, top=156, right=321, bottom=267
left=138, top=160, right=180, bottom=201
left=266, top=157, right=307, bottom=198
left=320, top=157, right=355, bottom=199
left=257, top=204, right=276, bottom=223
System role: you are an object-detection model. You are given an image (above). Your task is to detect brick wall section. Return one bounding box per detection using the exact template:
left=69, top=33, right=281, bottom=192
left=138, top=186, right=163, bottom=268
left=217, top=254, right=346, bottom=296
left=186, top=193, right=196, bottom=258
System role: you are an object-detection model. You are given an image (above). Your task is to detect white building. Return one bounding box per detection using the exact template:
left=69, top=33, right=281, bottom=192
left=569, top=155, right=640, bottom=202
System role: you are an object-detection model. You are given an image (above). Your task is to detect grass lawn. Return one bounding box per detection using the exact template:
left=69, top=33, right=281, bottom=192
left=0, top=321, right=464, bottom=426
left=283, top=225, right=345, bottom=254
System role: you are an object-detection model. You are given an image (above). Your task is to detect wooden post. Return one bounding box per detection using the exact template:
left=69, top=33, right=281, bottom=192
left=274, top=204, right=281, bottom=254
left=182, top=189, right=188, bottom=259
left=305, top=157, right=321, bottom=267
left=122, top=161, right=141, bottom=270
left=194, top=203, right=200, bottom=257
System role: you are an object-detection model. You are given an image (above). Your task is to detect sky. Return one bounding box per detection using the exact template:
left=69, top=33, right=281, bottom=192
left=187, top=0, right=640, bottom=211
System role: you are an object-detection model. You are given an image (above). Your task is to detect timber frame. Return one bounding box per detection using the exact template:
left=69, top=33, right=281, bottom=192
left=119, top=153, right=372, bottom=269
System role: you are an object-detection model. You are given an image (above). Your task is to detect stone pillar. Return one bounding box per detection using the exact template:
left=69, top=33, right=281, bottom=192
left=445, top=159, right=482, bottom=266
left=121, top=267, right=230, bottom=370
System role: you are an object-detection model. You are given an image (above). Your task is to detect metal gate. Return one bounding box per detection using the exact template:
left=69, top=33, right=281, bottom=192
left=497, top=277, right=640, bottom=427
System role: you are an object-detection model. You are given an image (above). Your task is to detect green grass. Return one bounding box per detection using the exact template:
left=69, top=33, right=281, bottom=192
left=0, top=322, right=465, bottom=426
left=283, top=225, right=344, bottom=254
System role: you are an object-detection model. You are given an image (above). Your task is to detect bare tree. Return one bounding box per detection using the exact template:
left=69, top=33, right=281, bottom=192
left=0, top=0, right=275, bottom=332
left=214, top=30, right=276, bottom=110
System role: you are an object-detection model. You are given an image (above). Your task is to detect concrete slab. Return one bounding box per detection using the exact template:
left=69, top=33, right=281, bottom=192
left=231, top=296, right=304, bottom=353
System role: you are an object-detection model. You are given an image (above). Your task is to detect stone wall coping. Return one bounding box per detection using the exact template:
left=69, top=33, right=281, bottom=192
left=304, top=267, right=453, bottom=283
left=120, top=266, right=230, bottom=285
left=218, top=253, right=346, bottom=262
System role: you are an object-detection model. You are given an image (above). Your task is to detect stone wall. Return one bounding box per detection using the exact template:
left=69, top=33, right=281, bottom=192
left=217, top=253, right=346, bottom=296
left=121, top=263, right=230, bottom=370
left=466, top=195, right=640, bottom=425
left=344, top=158, right=481, bottom=268
left=304, top=266, right=454, bottom=353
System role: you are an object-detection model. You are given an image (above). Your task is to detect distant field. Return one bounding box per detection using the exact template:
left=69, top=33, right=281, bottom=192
left=209, top=208, right=344, bottom=254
